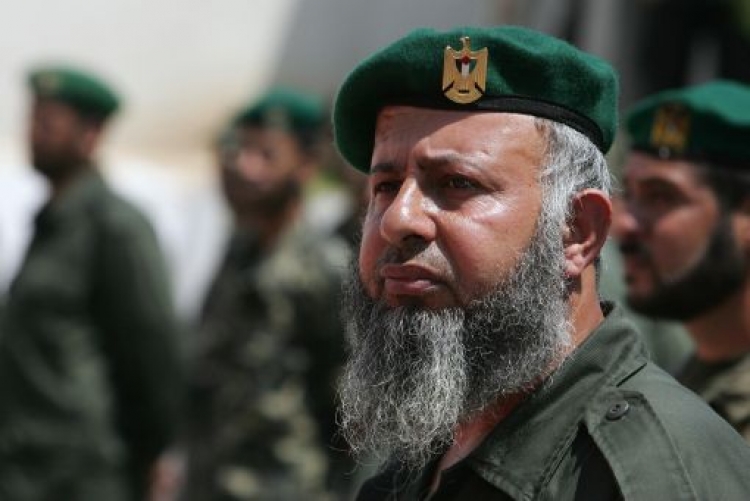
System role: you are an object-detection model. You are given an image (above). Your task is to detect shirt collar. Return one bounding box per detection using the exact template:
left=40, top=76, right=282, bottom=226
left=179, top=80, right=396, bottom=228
left=35, top=169, right=105, bottom=230
left=462, top=302, right=648, bottom=498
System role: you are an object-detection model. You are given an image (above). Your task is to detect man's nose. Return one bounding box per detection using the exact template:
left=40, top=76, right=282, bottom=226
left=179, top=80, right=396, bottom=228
left=612, top=196, right=645, bottom=242
left=379, top=178, right=436, bottom=250
left=235, top=150, right=266, bottom=180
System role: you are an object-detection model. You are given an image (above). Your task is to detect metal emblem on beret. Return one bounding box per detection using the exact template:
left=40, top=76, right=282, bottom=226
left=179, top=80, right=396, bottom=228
left=650, top=104, right=691, bottom=157
left=443, top=36, right=488, bottom=104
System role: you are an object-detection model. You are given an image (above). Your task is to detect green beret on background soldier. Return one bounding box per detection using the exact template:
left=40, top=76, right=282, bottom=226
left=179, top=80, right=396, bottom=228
left=0, top=65, right=183, bottom=501
left=332, top=26, right=750, bottom=500
left=615, top=80, right=750, bottom=441
left=182, top=87, right=353, bottom=501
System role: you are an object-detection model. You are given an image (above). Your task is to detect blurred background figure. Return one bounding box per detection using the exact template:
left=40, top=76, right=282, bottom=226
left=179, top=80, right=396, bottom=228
left=0, top=65, right=183, bottom=500
left=637, top=0, right=750, bottom=96
left=615, top=80, right=750, bottom=440
left=180, top=88, right=353, bottom=501
left=599, top=206, right=694, bottom=374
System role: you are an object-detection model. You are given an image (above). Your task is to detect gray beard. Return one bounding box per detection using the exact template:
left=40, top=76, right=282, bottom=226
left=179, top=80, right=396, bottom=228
left=338, top=212, right=572, bottom=470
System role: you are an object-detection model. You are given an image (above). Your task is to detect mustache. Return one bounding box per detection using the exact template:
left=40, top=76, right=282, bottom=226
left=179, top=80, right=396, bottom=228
left=376, top=243, right=450, bottom=273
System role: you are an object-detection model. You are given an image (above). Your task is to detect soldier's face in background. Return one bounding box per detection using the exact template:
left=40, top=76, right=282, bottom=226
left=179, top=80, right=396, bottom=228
left=28, top=98, right=98, bottom=180
left=615, top=152, right=746, bottom=320
left=220, top=125, right=310, bottom=216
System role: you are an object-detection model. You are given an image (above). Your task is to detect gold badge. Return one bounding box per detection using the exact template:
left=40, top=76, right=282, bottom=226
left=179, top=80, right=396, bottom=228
left=442, top=36, right=488, bottom=104
left=650, top=104, right=691, bottom=156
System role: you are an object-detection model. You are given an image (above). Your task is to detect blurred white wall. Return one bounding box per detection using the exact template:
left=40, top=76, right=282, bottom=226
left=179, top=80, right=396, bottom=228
left=0, top=0, right=512, bottom=322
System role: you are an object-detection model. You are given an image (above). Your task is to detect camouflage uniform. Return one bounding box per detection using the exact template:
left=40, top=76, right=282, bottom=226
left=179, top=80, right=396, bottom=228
left=678, top=353, right=750, bottom=441
left=183, top=221, right=351, bottom=501
left=0, top=170, right=183, bottom=501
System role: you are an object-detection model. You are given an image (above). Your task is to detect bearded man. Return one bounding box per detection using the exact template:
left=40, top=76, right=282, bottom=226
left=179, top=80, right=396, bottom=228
left=616, top=80, right=750, bottom=441
left=332, top=26, right=750, bottom=500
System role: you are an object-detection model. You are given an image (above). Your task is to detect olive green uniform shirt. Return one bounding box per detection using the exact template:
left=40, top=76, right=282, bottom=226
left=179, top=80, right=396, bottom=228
left=357, top=303, right=750, bottom=500
left=678, top=353, right=750, bottom=441
left=0, top=170, right=183, bottom=501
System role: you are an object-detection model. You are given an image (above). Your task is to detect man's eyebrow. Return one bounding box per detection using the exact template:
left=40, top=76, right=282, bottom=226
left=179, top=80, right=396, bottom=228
left=370, top=153, right=483, bottom=174
left=370, top=162, right=400, bottom=174
left=638, top=176, right=681, bottom=190
left=418, top=152, right=483, bottom=171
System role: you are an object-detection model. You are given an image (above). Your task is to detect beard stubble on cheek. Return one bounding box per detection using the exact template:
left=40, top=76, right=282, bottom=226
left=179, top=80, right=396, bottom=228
left=337, top=210, right=571, bottom=471
left=626, top=216, right=747, bottom=320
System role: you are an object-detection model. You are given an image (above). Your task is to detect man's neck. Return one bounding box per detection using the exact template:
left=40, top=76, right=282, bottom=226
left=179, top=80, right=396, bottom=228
left=235, top=198, right=301, bottom=251
left=440, top=394, right=526, bottom=470
left=48, top=163, right=91, bottom=201
left=426, top=394, right=526, bottom=498
left=686, top=285, right=750, bottom=362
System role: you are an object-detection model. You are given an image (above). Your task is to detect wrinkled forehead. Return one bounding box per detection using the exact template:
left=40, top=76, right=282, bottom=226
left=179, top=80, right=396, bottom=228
left=372, top=105, right=546, bottom=174
left=623, top=151, right=707, bottom=188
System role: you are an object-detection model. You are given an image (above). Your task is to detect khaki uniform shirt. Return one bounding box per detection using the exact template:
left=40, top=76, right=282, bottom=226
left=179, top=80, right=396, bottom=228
left=357, top=303, right=750, bottom=500
left=678, top=353, right=750, bottom=441
left=0, top=170, right=183, bottom=501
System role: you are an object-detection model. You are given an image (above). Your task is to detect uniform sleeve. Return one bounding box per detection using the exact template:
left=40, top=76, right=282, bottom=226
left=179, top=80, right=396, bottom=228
left=90, top=212, right=185, bottom=472
left=288, top=238, right=352, bottom=478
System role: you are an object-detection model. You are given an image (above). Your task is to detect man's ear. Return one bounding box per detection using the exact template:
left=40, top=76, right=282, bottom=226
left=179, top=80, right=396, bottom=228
left=79, top=120, right=104, bottom=159
left=732, top=196, right=750, bottom=252
left=562, top=189, right=612, bottom=278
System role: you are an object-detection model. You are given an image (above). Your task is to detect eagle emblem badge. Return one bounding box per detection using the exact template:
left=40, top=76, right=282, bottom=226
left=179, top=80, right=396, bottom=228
left=650, top=104, right=691, bottom=157
left=442, top=36, right=488, bottom=104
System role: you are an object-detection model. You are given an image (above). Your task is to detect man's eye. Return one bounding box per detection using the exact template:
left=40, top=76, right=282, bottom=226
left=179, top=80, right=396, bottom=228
left=262, top=148, right=275, bottom=162
left=644, top=189, right=678, bottom=206
left=372, top=180, right=400, bottom=195
left=445, top=176, right=477, bottom=190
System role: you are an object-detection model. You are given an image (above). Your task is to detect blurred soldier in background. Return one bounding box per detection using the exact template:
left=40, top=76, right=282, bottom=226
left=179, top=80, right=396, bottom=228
left=616, top=80, right=750, bottom=440
left=182, top=88, right=352, bottom=500
left=0, top=65, right=184, bottom=500
left=599, top=238, right=693, bottom=374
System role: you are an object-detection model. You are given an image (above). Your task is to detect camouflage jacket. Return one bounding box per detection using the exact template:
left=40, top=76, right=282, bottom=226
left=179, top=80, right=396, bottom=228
left=184, top=222, right=351, bottom=501
left=0, top=170, right=183, bottom=501
left=678, top=352, right=750, bottom=441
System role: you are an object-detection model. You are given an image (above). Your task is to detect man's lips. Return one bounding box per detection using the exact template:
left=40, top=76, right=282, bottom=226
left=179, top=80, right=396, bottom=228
left=379, top=264, right=444, bottom=297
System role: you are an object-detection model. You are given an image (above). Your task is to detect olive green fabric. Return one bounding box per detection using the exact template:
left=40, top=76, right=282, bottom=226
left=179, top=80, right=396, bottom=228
left=598, top=240, right=693, bottom=374
left=357, top=304, right=750, bottom=500
left=678, top=353, right=750, bottom=441
left=234, top=87, right=325, bottom=135
left=183, top=223, right=355, bottom=500
left=626, top=80, right=750, bottom=163
left=333, top=25, right=619, bottom=172
left=28, top=65, right=120, bottom=119
left=0, top=170, right=183, bottom=501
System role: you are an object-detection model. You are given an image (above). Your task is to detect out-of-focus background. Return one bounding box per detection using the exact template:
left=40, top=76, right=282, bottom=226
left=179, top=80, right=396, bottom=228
left=1, top=0, right=748, bottom=322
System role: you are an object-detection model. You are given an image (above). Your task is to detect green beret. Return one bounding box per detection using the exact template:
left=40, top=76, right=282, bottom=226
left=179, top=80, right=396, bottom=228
left=626, top=80, right=750, bottom=165
left=333, top=25, right=619, bottom=172
left=28, top=65, right=120, bottom=119
left=234, top=87, right=325, bottom=136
